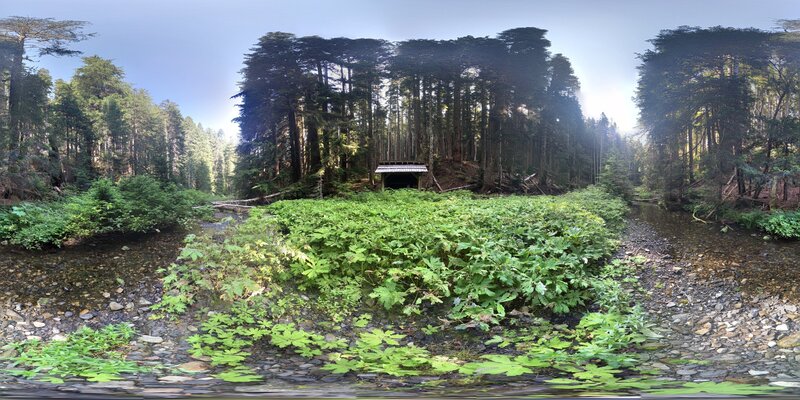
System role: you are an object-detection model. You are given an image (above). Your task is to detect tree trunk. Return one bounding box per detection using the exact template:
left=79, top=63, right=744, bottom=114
left=6, top=39, right=25, bottom=172
left=287, top=104, right=302, bottom=182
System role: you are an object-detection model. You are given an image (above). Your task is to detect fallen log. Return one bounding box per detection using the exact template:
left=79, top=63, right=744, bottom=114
left=431, top=174, right=444, bottom=192
left=209, top=190, right=290, bottom=212
left=442, top=184, right=478, bottom=193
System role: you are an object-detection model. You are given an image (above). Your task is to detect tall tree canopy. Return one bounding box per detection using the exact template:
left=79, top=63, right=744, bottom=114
left=235, top=28, right=623, bottom=196
left=636, top=24, right=800, bottom=207
left=0, top=17, right=236, bottom=200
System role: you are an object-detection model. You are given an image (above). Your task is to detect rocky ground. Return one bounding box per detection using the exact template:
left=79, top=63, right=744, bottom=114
left=626, top=214, right=800, bottom=389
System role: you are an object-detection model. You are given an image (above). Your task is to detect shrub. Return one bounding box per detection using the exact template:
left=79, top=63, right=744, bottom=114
left=734, top=210, right=768, bottom=230
left=0, top=203, right=70, bottom=248
left=0, top=175, right=210, bottom=249
left=261, top=188, right=626, bottom=324
left=760, top=211, right=800, bottom=239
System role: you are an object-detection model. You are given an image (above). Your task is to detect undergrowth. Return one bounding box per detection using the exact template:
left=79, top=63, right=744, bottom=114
left=0, top=175, right=213, bottom=249
left=149, top=187, right=785, bottom=395
left=733, top=209, right=800, bottom=239
left=1, top=324, right=145, bottom=383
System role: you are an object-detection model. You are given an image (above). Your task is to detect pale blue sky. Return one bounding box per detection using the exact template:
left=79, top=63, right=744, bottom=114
left=5, top=0, right=798, bottom=138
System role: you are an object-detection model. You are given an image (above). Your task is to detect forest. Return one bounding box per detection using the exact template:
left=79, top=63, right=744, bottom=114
left=637, top=21, right=800, bottom=209
left=0, top=17, right=236, bottom=203
left=2, top=11, right=800, bottom=399
left=235, top=28, right=632, bottom=196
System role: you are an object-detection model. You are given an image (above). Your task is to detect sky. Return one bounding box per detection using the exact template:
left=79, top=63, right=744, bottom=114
left=5, top=0, right=798, bottom=139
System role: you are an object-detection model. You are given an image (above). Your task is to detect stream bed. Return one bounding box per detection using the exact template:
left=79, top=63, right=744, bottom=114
left=632, top=203, right=800, bottom=301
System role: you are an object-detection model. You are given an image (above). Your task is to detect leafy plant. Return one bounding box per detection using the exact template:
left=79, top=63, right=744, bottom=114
left=324, top=329, right=460, bottom=377
left=266, top=187, right=626, bottom=325
left=2, top=324, right=145, bottom=383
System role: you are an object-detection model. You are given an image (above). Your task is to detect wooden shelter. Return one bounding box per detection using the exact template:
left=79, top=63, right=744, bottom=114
left=375, top=162, right=428, bottom=190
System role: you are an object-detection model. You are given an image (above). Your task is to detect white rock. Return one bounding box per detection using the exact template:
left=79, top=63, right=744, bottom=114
left=770, top=381, right=800, bottom=388
left=32, top=321, right=45, bottom=328
left=776, top=324, right=789, bottom=331
left=139, top=335, right=163, bottom=344
left=749, top=369, right=770, bottom=376
left=158, top=375, right=192, bottom=383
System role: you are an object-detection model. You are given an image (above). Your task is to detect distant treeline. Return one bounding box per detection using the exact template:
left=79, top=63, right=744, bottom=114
left=0, top=17, right=236, bottom=201
left=236, top=28, right=633, bottom=196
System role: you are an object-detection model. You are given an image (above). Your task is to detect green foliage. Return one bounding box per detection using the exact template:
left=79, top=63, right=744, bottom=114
left=0, top=203, right=70, bottom=249
left=212, top=366, right=262, bottom=383
left=151, top=213, right=284, bottom=316
left=266, top=188, right=626, bottom=325
left=759, top=211, right=800, bottom=239
left=2, top=324, right=144, bottom=383
left=735, top=210, right=769, bottom=230
left=154, top=189, right=659, bottom=388
left=324, top=329, right=460, bottom=377
left=730, top=209, right=800, bottom=239
left=599, top=152, right=635, bottom=202
left=0, top=175, right=211, bottom=249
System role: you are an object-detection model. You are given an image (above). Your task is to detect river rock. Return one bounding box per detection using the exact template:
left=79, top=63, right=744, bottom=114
left=5, top=309, right=24, bottom=322
left=771, top=381, right=800, bottom=388
left=177, top=361, right=209, bottom=373
left=777, top=332, right=800, bottom=348
left=79, top=312, right=94, bottom=320
left=699, top=370, right=727, bottom=378
left=694, top=322, right=711, bottom=336
left=109, top=302, right=124, bottom=311
left=234, top=385, right=281, bottom=393
left=90, top=381, right=136, bottom=389
left=139, top=335, right=163, bottom=344
left=776, top=324, right=789, bottom=331
left=140, top=388, right=184, bottom=395
left=749, top=369, right=770, bottom=376
left=158, top=375, right=193, bottom=383
left=32, top=321, right=45, bottom=328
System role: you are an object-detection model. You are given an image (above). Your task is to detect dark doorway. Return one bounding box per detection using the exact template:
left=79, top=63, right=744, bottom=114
left=384, top=173, right=418, bottom=189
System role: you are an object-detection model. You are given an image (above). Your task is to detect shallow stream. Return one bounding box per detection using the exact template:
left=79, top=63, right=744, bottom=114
left=632, top=203, right=800, bottom=302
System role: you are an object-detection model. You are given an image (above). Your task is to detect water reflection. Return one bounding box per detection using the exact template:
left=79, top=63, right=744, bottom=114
left=632, top=203, right=800, bottom=301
